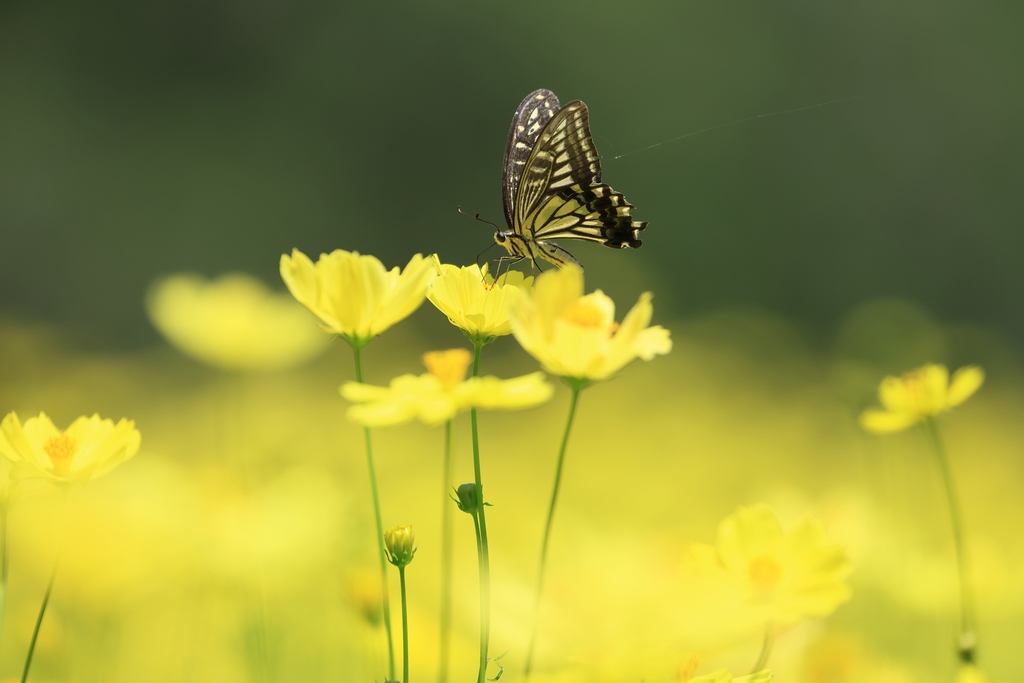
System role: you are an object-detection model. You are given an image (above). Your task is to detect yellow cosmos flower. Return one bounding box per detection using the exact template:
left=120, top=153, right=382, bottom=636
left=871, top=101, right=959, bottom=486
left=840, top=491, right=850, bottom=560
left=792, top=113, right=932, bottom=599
left=340, top=348, right=553, bottom=426
left=688, top=670, right=772, bottom=683
left=0, top=412, right=141, bottom=485
left=146, top=272, right=327, bottom=371
left=693, top=504, right=851, bottom=625
left=508, top=264, right=671, bottom=382
left=859, top=364, right=985, bottom=434
left=426, top=257, right=533, bottom=345
left=279, top=248, right=436, bottom=347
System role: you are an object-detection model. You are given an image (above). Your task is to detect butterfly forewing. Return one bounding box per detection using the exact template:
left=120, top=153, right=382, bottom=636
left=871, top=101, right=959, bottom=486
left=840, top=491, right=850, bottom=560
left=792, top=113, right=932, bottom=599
left=513, top=100, right=602, bottom=229
left=502, top=89, right=561, bottom=229
left=498, top=89, right=647, bottom=268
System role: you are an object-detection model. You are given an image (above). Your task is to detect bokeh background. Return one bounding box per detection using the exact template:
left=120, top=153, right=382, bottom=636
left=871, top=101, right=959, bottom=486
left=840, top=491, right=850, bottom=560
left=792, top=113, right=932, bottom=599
left=1, top=1, right=1023, bottom=682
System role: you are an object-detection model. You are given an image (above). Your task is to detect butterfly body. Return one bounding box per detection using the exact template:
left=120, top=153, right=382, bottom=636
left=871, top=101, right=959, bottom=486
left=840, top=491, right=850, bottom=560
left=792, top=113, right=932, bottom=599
left=494, top=89, right=647, bottom=269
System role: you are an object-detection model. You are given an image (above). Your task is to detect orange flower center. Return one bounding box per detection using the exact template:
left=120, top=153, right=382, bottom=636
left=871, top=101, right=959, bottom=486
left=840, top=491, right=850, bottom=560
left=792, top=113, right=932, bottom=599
left=563, top=298, right=611, bottom=330
left=43, top=432, right=78, bottom=475
left=748, top=555, right=782, bottom=591
left=423, top=348, right=473, bottom=388
left=677, top=653, right=702, bottom=682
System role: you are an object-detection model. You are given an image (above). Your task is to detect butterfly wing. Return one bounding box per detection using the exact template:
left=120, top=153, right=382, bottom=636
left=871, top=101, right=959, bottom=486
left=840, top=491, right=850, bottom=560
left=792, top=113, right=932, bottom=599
left=513, top=100, right=646, bottom=256
left=502, top=89, right=561, bottom=231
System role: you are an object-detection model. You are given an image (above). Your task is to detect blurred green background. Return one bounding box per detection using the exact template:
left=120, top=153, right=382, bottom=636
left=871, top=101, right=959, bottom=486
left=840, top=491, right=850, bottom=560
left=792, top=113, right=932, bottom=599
left=2, top=2, right=1024, bottom=683
left=2, top=0, right=1023, bottom=349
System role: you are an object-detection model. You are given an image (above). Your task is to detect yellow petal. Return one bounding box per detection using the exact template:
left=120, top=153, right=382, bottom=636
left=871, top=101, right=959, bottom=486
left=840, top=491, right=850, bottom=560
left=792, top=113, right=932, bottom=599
left=468, top=373, right=554, bottom=410
left=278, top=249, right=319, bottom=316
left=146, top=272, right=326, bottom=371
left=688, top=669, right=733, bottom=683
left=946, top=365, right=985, bottom=407
left=0, top=412, right=34, bottom=465
left=600, top=292, right=672, bottom=378
left=776, top=517, right=852, bottom=619
left=75, top=417, right=142, bottom=480
left=375, top=253, right=436, bottom=335
left=532, top=263, right=585, bottom=339
left=716, top=504, right=785, bottom=579
left=955, top=665, right=992, bottom=683
left=859, top=408, right=918, bottom=434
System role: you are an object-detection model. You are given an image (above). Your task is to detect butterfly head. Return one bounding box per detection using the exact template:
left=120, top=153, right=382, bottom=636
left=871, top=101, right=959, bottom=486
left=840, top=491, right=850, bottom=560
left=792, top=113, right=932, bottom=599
left=493, top=230, right=527, bottom=259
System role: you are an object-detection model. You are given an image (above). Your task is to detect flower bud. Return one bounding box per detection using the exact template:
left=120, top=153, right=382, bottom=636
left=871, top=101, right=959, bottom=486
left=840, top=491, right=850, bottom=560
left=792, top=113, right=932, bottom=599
left=384, top=525, right=417, bottom=567
left=453, top=483, right=479, bottom=515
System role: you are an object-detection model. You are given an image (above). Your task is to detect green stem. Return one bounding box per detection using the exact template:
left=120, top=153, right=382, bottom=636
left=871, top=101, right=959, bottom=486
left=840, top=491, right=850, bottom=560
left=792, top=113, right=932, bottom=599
left=470, top=342, right=491, bottom=683
left=353, top=343, right=397, bottom=681
left=524, top=380, right=585, bottom=681
left=399, top=565, right=410, bottom=683
left=21, top=554, right=59, bottom=683
left=925, top=417, right=977, bottom=662
left=750, top=622, right=774, bottom=672
left=438, top=421, right=454, bottom=683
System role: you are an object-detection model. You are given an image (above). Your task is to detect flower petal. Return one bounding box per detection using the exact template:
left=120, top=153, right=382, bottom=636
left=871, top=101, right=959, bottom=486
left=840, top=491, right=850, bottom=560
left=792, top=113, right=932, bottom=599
left=469, top=373, right=554, bottom=410
left=947, top=365, right=985, bottom=407
left=858, top=408, right=918, bottom=434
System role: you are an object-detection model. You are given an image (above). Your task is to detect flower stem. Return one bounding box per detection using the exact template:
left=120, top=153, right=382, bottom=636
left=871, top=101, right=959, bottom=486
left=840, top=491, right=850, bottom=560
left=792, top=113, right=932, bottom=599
left=353, top=343, right=397, bottom=682
left=524, top=379, right=585, bottom=681
left=925, top=417, right=977, bottom=662
left=438, top=420, right=454, bottom=683
left=399, top=565, right=410, bottom=683
left=21, top=554, right=59, bottom=683
left=750, top=622, right=774, bottom=672
left=470, top=342, right=491, bottom=683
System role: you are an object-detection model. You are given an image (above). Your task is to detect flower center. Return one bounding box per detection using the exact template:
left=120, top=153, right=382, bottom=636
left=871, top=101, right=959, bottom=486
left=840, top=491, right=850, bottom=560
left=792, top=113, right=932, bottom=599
left=677, top=653, right=702, bottom=682
left=563, top=298, right=609, bottom=329
left=43, top=432, right=78, bottom=475
left=423, top=348, right=473, bottom=388
left=902, top=367, right=943, bottom=413
left=748, top=555, right=782, bottom=591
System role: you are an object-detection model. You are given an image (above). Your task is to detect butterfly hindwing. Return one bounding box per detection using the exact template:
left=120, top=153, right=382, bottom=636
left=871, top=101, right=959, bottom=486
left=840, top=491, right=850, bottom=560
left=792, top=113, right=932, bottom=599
left=502, top=89, right=561, bottom=229
left=527, top=184, right=645, bottom=248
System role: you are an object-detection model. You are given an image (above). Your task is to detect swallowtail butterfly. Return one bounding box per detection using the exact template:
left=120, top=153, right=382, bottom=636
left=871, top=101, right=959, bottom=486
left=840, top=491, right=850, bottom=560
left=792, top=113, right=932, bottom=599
left=493, top=89, right=646, bottom=269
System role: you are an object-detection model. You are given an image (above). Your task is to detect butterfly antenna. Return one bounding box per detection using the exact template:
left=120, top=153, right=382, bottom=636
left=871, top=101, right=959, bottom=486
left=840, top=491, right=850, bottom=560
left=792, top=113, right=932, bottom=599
left=457, top=206, right=502, bottom=232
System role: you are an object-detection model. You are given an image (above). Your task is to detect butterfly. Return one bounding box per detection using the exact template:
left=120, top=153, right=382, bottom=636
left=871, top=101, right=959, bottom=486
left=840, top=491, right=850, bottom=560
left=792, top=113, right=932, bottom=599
left=492, top=88, right=647, bottom=269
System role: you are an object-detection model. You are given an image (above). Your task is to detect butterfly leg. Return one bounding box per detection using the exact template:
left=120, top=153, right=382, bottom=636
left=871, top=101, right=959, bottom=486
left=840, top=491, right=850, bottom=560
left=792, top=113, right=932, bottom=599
left=492, top=255, right=523, bottom=283
left=536, top=241, right=581, bottom=270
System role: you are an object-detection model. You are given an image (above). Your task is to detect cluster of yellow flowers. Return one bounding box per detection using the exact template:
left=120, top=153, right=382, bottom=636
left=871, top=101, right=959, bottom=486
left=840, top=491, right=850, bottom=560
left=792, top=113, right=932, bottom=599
left=136, top=246, right=987, bottom=682
left=2, top=241, right=997, bottom=683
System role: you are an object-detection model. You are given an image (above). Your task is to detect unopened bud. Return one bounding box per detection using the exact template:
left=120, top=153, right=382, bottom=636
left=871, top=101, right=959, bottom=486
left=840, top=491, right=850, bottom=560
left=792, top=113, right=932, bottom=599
left=384, top=525, right=417, bottom=567
left=453, top=483, right=479, bottom=514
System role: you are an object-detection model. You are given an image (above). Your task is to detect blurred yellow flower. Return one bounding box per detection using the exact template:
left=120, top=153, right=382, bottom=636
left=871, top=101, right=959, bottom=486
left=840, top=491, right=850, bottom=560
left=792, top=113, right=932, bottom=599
left=426, top=257, right=532, bottom=345
left=956, top=665, right=995, bottom=683
left=346, top=569, right=383, bottom=626
left=384, top=524, right=417, bottom=567
left=340, top=348, right=553, bottom=426
left=688, top=669, right=772, bottom=683
left=693, top=504, right=851, bottom=625
left=0, top=412, right=140, bottom=485
left=279, top=248, right=435, bottom=347
left=859, top=364, right=984, bottom=434
left=508, top=264, right=671, bottom=382
left=146, top=272, right=327, bottom=371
